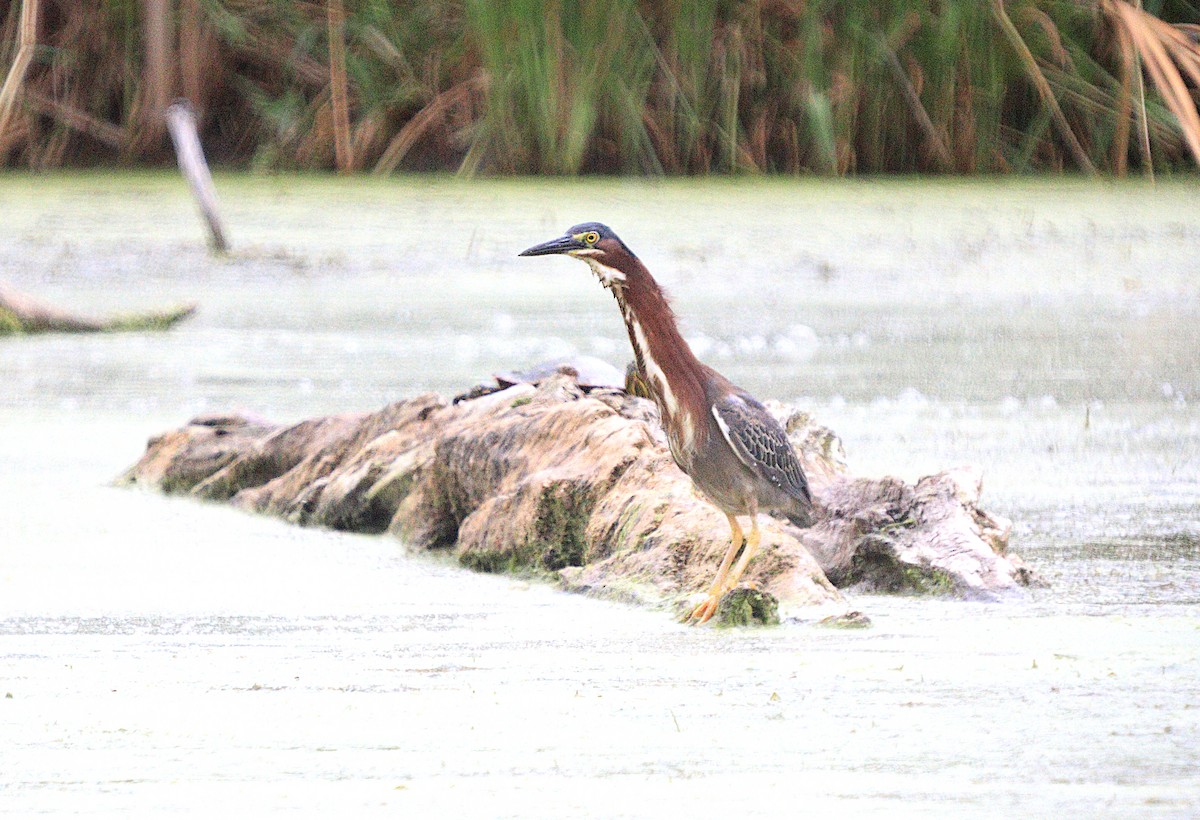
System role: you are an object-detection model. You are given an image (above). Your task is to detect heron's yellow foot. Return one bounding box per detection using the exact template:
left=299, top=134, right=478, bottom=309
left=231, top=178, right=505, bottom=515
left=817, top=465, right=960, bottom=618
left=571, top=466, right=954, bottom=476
left=687, top=595, right=721, bottom=624
left=683, top=586, right=729, bottom=624
left=681, top=513, right=746, bottom=625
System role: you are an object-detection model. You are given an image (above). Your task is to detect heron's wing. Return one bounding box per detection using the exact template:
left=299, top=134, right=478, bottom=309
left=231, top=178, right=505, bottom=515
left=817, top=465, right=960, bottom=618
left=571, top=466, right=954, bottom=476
left=712, top=393, right=812, bottom=504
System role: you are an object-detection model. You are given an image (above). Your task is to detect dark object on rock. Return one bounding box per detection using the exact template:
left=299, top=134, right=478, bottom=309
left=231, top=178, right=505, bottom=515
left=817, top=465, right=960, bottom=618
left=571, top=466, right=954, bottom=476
left=520, top=223, right=814, bottom=625
left=0, top=280, right=195, bottom=336
left=493, top=356, right=624, bottom=391
left=453, top=356, right=625, bottom=403
left=121, top=372, right=1037, bottom=624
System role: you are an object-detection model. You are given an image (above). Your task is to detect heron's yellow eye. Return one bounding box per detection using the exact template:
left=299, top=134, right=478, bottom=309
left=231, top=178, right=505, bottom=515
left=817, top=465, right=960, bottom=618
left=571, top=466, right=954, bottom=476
left=583, top=231, right=600, bottom=245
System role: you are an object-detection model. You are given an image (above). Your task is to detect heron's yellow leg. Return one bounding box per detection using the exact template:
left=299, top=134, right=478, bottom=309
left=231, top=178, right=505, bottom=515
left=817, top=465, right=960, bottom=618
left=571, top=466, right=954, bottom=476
left=706, top=513, right=744, bottom=594
left=686, top=513, right=745, bottom=624
left=722, top=514, right=761, bottom=592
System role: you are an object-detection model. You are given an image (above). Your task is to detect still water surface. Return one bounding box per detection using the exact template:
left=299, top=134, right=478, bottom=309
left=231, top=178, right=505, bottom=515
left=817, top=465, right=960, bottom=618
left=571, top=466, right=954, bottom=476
left=1, top=174, right=1198, bottom=816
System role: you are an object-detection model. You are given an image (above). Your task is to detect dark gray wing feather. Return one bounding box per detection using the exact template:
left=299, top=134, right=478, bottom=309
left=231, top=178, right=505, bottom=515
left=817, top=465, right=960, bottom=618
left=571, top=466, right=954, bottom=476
left=712, top=393, right=812, bottom=506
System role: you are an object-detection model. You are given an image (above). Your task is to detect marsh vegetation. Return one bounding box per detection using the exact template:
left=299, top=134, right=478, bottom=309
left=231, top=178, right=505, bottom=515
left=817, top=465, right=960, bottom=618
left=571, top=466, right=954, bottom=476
left=3, top=1, right=1200, bottom=175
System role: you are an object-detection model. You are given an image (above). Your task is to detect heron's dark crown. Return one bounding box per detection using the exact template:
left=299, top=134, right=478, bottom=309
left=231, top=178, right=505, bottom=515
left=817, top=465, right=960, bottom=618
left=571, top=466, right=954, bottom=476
left=518, top=222, right=640, bottom=262
left=567, top=222, right=637, bottom=258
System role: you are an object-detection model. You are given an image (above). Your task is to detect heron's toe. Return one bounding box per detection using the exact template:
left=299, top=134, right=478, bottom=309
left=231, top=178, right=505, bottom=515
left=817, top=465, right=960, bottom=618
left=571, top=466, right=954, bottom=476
left=684, top=594, right=722, bottom=625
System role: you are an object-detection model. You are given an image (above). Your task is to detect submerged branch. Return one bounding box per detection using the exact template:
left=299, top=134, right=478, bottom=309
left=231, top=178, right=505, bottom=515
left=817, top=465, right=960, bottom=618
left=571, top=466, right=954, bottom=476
left=0, top=281, right=195, bottom=335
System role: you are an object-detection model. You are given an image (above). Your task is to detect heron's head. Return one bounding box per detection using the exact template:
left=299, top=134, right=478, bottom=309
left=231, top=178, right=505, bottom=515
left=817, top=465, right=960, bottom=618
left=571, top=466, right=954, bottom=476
left=519, top=223, right=637, bottom=289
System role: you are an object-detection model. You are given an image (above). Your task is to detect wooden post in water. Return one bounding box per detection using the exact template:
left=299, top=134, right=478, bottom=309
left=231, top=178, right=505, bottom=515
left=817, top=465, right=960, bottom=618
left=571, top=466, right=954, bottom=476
left=165, top=99, right=228, bottom=252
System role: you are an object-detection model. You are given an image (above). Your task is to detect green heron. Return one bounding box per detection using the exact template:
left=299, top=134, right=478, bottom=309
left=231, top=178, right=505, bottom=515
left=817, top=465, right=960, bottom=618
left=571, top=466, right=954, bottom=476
left=520, top=223, right=813, bottom=623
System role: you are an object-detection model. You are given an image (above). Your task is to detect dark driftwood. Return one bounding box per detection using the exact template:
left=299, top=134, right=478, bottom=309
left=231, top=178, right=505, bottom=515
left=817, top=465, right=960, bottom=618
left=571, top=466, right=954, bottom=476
left=121, top=372, right=1037, bottom=623
left=0, top=281, right=195, bottom=335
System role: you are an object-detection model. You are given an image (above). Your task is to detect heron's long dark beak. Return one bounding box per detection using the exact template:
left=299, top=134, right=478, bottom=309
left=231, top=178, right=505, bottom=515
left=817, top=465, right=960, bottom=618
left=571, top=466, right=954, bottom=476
left=519, top=235, right=579, bottom=257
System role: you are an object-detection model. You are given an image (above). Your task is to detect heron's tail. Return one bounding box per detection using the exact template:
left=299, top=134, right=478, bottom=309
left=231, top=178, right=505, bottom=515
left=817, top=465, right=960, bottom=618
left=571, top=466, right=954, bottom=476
left=785, top=511, right=813, bottom=528
left=784, top=495, right=814, bottom=529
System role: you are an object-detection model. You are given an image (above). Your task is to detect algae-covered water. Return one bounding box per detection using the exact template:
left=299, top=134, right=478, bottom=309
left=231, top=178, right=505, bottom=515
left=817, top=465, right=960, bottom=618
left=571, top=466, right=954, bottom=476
left=1, top=173, right=1197, bottom=816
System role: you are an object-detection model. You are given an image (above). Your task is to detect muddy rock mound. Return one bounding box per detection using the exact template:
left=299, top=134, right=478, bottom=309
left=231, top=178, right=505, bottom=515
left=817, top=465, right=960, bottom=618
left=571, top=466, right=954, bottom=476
left=122, top=372, right=1037, bottom=621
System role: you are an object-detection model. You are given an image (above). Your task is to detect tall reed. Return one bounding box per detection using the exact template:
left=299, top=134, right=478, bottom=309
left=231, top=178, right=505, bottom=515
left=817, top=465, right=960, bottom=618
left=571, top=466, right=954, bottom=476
left=0, top=0, right=1197, bottom=175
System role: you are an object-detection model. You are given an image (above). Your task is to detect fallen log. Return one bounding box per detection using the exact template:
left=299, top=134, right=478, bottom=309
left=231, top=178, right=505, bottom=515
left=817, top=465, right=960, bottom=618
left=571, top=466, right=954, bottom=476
left=0, top=280, right=195, bottom=335
left=120, top=371, right=1038, bottom=624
